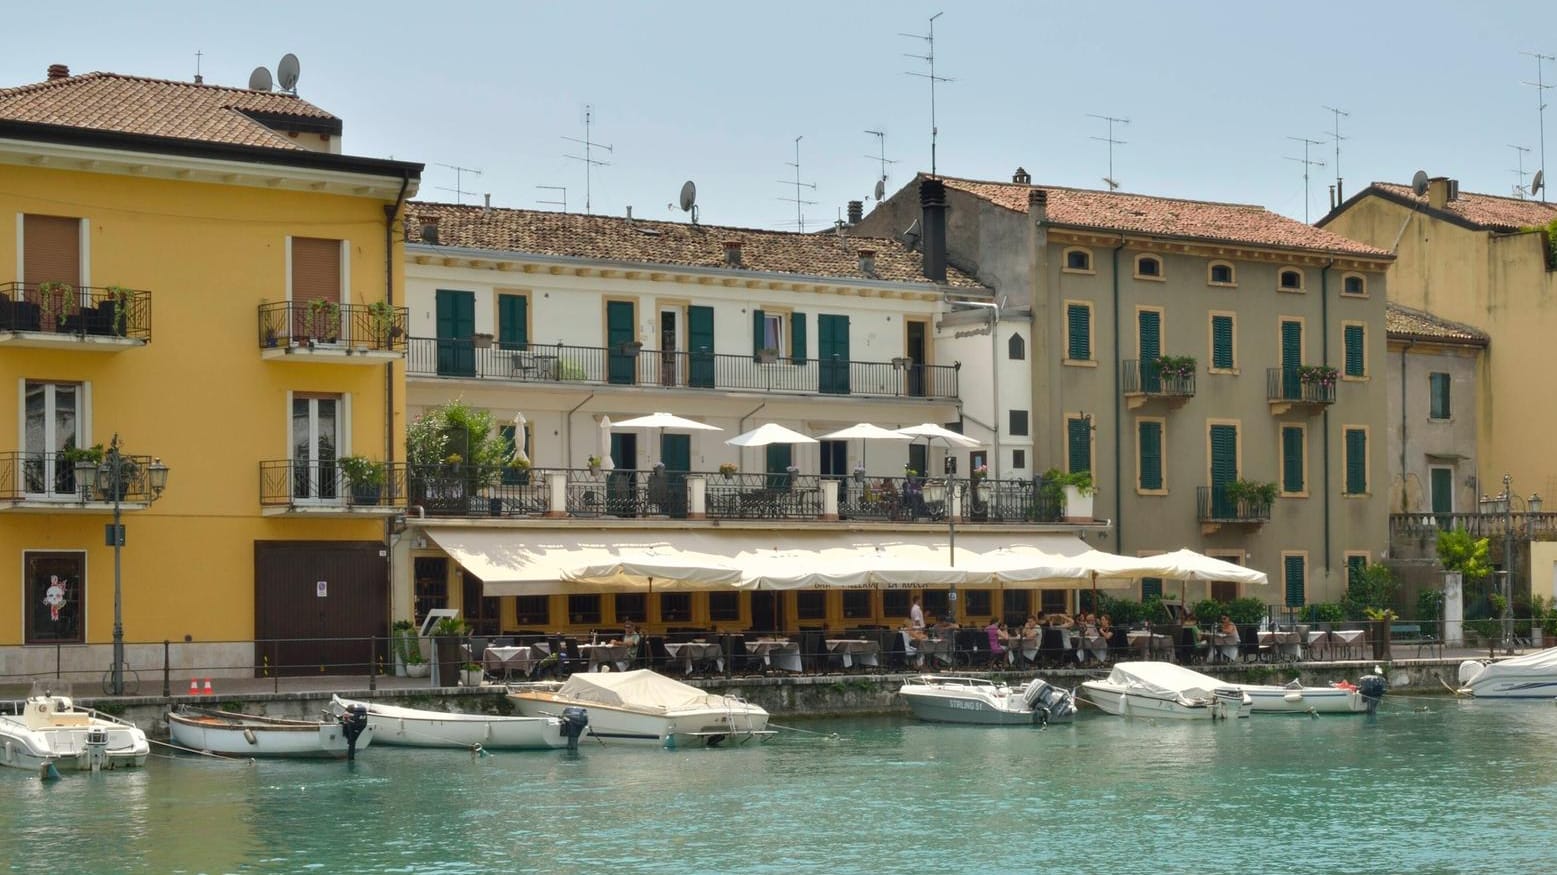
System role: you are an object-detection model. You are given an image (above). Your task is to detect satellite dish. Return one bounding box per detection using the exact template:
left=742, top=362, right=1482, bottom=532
left=679, top=180, right=697, bottom=212
left=276, top=53, right=300, bottom=92
left=1411, top=170, right=1430, bottom=197
left=874, top=178, right=886, bottom=201
left=1533, top=169, right=1546, bottom=197
left=248, top=66, right=273, bottom=91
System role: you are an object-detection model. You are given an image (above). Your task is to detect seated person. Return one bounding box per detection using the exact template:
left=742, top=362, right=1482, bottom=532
left=1022, top=615, right=1041, bottom=638
left=610, top=621, right=642, bottom=651
left=1214, top=615, right=1241, bottom=663
left=985, top=617, right=1008, bottom=659
left=902, top=619, right=928, bottom=643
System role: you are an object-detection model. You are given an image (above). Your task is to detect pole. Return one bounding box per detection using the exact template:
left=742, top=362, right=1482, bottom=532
left=1503, top=473, right=1515, bottom=653
left=110, top=434, right=124, bottom=696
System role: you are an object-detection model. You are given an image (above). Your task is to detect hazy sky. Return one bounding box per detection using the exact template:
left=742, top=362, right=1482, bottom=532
left=7, top=1, right=1556, bottom=230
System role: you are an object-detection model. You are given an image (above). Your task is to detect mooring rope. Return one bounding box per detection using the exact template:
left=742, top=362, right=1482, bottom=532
left=150, top=736, right=252, bottom=763
left=767, top=721, right=841, bottom=739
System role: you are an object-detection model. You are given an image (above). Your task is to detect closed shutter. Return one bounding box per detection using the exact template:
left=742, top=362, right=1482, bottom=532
left=291, top=237, right=341, bottom=303
left=24, top=215, right=82, bottom=288
left=1284, top=555, right=1305, bottom=608
left=1141, top=577, right=1163, bottom=600
left=1343, top=325, right=1364, bottom=377
left=1138, top=420, right=1162, bottom=490
left=1347, top=555, right=1367, bottom=588
left=1067, top=417, right=1092, bottom=474
left=1210, top=424, right=1238, bottom=517
left=1138, top=310, right=1161, bottom=392
left=752, top=309, right=765, bottom=358
left=1211, top=316, right=1234, bottom=369
left=790, top=312, right=807, bottom=364
left=1067, top=304, right=1091, bottom=360
left=1281, top=426, right=1304, bottom=493
left=1429, top=373, right=1451, bottom=419
left=1345, top=429, right=1367, bottom=494
left=498, top=294, right=528, bottom=349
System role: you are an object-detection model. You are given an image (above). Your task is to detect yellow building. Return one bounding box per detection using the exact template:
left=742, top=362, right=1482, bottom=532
left=0, top=65, right=420, bottom=687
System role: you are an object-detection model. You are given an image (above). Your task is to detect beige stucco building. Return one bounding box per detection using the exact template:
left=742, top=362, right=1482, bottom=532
left=1384, top=303, right=1487, bottom=517
left=855, top=173, right=1396, bottom=608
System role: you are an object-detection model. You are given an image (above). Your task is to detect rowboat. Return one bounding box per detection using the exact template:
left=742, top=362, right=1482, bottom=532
left=166, top=705, right=373, bottom=759
left=329, top=695, right=579, bottom=750
left=1232, top=674, right=1388, bottom=714
left=0, top=681, right=149, bottom=775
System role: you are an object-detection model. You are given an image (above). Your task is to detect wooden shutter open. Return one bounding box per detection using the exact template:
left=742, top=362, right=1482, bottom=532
left=24, top=215, right=81, bottom=288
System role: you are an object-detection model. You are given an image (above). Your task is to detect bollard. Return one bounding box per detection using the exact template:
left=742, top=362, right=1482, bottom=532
left=162, top=639, right=171, bottom=698
left=369, top=635, right=377, bottom=692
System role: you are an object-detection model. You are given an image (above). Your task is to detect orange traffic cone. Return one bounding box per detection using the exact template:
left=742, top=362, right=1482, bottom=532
left=202, top=679, right=214, bottom=695
left=189, top=678, right=199, bottom=695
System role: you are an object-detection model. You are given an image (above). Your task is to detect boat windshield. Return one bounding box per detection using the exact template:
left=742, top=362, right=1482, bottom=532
left=28, top=679, right=73, bottom=699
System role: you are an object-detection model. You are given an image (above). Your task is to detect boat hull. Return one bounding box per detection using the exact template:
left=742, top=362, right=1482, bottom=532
left=333, top=696, right=567, bottom=749
left=168, top=711, right=375, bottom=758
left=0, top=717, right=149, bottom=772
left=900, top=690, right=1041, bottom=725
left=507, top=690, right=771, bottom=748
left=1080, top=681, right=1251, bottom=719
left=1235, top=685, right=1366, bottom=713
left=898, top=677, right=1076, bottom=726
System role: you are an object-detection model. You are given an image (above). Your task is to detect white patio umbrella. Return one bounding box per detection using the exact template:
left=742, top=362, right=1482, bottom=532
left=597, top=415, right=615, bottom=471
left=613, top=411, right=722, bottom=466
left=894, top=422, right=982, bottom=448
left=816, top=422, right=912, bottom=470
left=510, top=412, right=530, bottom=467
left=725, top=423, right=818, bottom=447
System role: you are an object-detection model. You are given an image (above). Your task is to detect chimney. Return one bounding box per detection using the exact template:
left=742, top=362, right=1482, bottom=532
left=1028, top=189, right=1048, bottom=224
left=857, top=249, right=877, bottom=277
left=46, top=64, right=69, bottom=81
left=723, top=240, right=743, bottom=268
left=1012, top=166, right=1031, bottom=185
left=419, top=216, right=440, bottom=245
left=625, top=205, right=633, bottom=221
left=847, top=200, right=863, bottom=225
left=919, top=178, right=948, bottom=283
left=1427, top=177, right=1451, bottom=210
left=1447, top=179, right=1459, bottom=201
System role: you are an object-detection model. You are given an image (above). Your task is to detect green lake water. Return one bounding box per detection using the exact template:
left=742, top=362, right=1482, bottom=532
left=3, top=697, right=1555, bottom=874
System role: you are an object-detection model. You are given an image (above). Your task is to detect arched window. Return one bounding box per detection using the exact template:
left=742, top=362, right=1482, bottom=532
left=1279, top=268, right=1304, bottom=291
left=1208, top=262, right=1235, bottom=285
left=1008, top=332, right=1026, bottom=360
left=1135, top=254, right=1163, bottom=279
left=1064, top=248, right=1093, bottom=272
left=1342, top=274, right=1366, bottom=296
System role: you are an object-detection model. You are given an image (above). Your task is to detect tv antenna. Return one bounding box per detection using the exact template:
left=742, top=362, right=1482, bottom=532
left=864, top=130, right=898, bottom=201
left=1509, top=144, right=1532, bottom=198
left=563, top=105, right=613, bottom=214
left=1087, top=113, right=1129, bottom=190
left=536, top=185, right=567, bottom=212
left=901, top=12, right=953, bottom=177
left=778, top=136, right=817, bottom=231
left=1522, top=51, right=1554, bottom=202
left=1284, top=135, right=1326, bottom=222
left=435, top=163, right=483, bottom=204
left=1323, top=104, right=1349, bottom=202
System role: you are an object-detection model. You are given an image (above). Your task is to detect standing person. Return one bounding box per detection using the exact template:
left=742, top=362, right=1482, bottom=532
left=910, top=594, right=925, bottom=632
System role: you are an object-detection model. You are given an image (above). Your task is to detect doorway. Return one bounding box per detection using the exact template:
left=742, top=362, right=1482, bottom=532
left=906, top=319, right=928, bottom=397
left=659, top=309, right=679, bottom=387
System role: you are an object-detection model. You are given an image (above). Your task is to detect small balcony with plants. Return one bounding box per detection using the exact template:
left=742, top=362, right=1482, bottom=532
left=0, top=445, right=166, bottom=512
left=1197, top=480, right=1274, bottom=534
left=259, top=299, right=407, bottom=363
left=1267, top=365, right=1336, bottom=415
left=1122, top=355, right=1196, bottom=410
left=0, top=282, right=151, bottom=350
left=259, top=456, right=408, bottom=516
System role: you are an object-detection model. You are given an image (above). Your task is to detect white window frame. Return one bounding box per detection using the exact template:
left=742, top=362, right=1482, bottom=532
left=287, top=391, right=351, bottom=504
left=19, top=379, right=91, bottom=499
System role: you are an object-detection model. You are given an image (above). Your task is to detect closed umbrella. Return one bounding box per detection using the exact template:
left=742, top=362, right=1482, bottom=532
left=510, top=412, right=529, bottom=467
left=597, top=415, right=615, bottom=471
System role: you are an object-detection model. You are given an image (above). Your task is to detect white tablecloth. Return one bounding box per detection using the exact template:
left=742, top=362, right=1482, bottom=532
left=748, top=639, right=802, bottom=673
left=914, top=636, right=954, bottom=668
left=1259, top=630, right=1302, bottom=660
left=825, top=639, right=880, bottom=669
left=483, top=645, right=535, bottom=677
left=579, top=643, right=632, bottom=672
left=1003, top=635, right=1040, bottom=665
left=664, top=641, right=724, bottom=674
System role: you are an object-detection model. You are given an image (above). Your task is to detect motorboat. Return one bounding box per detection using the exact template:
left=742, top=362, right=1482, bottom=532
left=0, top=681, right=149, bottom=774
left=1458, top=646, right=1557, bottom=698
left=167, top=704, right=373, bottom=759
left=1232, top=674, right=1388, bottom=714
left=1079, top=662, right=1252, bottom=720
left=329, top=694, right=584, bottom=751
left=507, top=670, right=773, bottom=747
left=898, top=675, right=1076, bottom=726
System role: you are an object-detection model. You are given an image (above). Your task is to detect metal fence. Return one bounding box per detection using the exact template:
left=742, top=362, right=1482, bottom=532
left=0, top=450, right=161, bottom=503
left=0, top=281, right=152, bottom=341
left=257, top=300, right=408, bottom=351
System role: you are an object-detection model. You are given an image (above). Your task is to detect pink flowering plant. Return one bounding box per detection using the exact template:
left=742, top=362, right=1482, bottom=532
left=1298, top=365, right=1338, bottom=387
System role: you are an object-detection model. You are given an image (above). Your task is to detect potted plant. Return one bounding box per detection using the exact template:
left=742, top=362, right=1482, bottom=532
left=95, top=454, right=142, bottom=501
left=1297, top=364, right=1338, bottom=388
left=59, top=443, right=105, bottom=496
left=338, top=455, right=385, bottom=506
left=365, top=300, right=401, bottom=349
left=461, top=661, right=486, bottom=686
left=307, top=298, right=341, bottom=343
left=971, top=463, right=989, bottom=481
left=37, top=281, right=78, bottom=332
left=1364, top=607, right=1397, bottom=660
left=404, top=645, right=429, bottom=678
left=587, top=455, right=602, bottom=474
left=1061, top=470, right=1095, bottom=521
left=1224, top=478, right=1276, bottom=510
left=718, top=462, right=738, bottom=479
left=431, top=616, right=466, bottom=687
left=104, top=285, right=133, bottom=337
left=390, top=619, right=416, bottom=676
left=852, top=462, right=866, bottom=483
left=756, top=347, right=779, bottom=364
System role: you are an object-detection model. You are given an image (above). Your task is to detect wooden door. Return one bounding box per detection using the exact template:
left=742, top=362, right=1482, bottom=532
left=436, top=289, right=475, bottom=376
left=254, top=541, right=387, bottom=677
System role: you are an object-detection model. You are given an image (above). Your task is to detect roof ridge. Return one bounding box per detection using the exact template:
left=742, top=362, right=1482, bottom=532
left=935, top=173, right=1267, bottom=211
left=1376, top=180, right=1557, bottom=207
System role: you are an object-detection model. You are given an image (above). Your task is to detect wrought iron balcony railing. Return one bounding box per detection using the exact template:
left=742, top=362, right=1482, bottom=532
left=258, top=301, right=408, bottom=353
left=0, top=450, right=160, bottom=503
left=1266, top=368, right=1336, bottom=406
left=1121, top=358, right=1196, bottom=402
left=0, top=282, right=151, bottom=341
left=1196, top=484, right=1272, bottom=524
left=404, top=338, right=960, bottom=401
left=259, top=459, right=410, bottom=510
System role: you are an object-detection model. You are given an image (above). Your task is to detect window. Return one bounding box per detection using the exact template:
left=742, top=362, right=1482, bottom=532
left=1008, top=333, right=1026, bottom=360
left=1137, top=419, right=1164, bottom=491
left=761, top=312, right=784, bottom=354
left=883, top=590, right=911, bottom=617
left=291, top=394, right=343, bottom=501
left=1064, top=248, right=1093, bottom=272
left=796, top=591, right=826, bottom=621
left=514, top=596, right=550, bottom=625
left=1280, top=425, right=1306, bottom=495
left=1012, top=449, right=1026, bottom=470
left=567, top=594, right=602, bottom=625
left=843, top=590, right=873, bottom=619
left=1279, top=268, right=1304, bottom=291
left=708, top=592, right=740, bottom=622
left=23, top=380, right=84, bottom=497
left=614, top=593, right=647, bottom=622
left=1346, top=554, right=1369, bottom=588
left=1134, top=254, right=1163, bottom=279
left=24, top=213, right=84, bottom=289
left=1344, top=427, right=1368, bottom=495
left=659, top=593, right=692, bottom=622
left=25, top=551, right=85, bottom=644
left=751, top=309, right=806, bottom=361
left=497, top=292, right=529, bottom=349
left=922, top=589, right=951, bottom=619
left=1429, top=372, right=1451, bottom=419
left=1283, top=553, right=1306, bottom=608
left=1040, top=590, right=1069, bottom=615
left=1208, top=262, right=1236, bottom=286
left=1067, top=416, right=1092, bottom=474
left=1141, top=577, right=1163, bottom=600
left=1343, top=323, right=1366, bottom=377
left=1009, top=409, right=1030, bottom=437
left=291, top=237, right=344, bottom=340
left=413, top=557, right=449, bottom=627
left=1210, top=314, right=1236, bottom=371
left=1342, top=274, right=1367, bottom=296
left=1065, top=302, right=1092, bottom=361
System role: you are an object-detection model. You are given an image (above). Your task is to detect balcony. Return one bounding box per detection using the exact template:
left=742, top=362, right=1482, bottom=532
left=1196, top=484, right=1272, bottom=535
left=1121, top=358, right=1196, bottom=410
left=1266, top=367, right=1335, bottom=415
left=0, top=282, right=151, bottom=349
left=0, top=450, right=161, bottom=512
left=404, top=339, right=960, bottom=401
left=258, top=301, right=408, bottom=363
left=259, top=460, right=408, bottom=516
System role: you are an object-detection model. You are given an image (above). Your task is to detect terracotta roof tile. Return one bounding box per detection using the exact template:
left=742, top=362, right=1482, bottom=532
left=406, top=202, right=986, bottom=289
left=939, top=175, right=1391, bottom=258
left=0, top=71, right=338, bottom=150
left=1386, top=302, right=1489, bottom=347
left=1372, top=182, right=1557, bottom=232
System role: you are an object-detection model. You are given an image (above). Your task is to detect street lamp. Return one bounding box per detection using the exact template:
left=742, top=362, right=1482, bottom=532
left=95, top=433, right=169, bottom=695
left=1485, top=473, right=1542, bottom=654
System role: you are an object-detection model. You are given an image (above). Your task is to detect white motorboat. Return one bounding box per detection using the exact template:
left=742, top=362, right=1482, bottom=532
left=1079, top=662, right=1252, bottom=720
left=1232, top=674, right=1388, bottom=714
left=898, top=675, right=1076, bottom=726
left=329, top=695, right=579, bottom=750
left=1458, top=646, right=1557, bottom=698
left=507, top=670, right=773, bottom=747
left=0, top=681, right=149, bottom=774
left=167, top=705, right=374, bottom=759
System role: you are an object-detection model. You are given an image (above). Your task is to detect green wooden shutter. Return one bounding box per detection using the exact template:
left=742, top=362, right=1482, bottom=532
left=1138, top=420, right=1162, bottom=490
left=1138, top=310, right=1161, bottom=392
left=1209, top=424, right=1238, bottom=517
left=1429, top=373, right=1451, bottom=419
left=1067, top=417, right=1092, bottom=473
left=1347, top=555, right=1368, bottom=588
left=1211, top=316, right=1234, bottom=370
left=1067, top=304, right=1091, bottom=360
left=1345, top=428, right=1367, bottom=494
left=1344, top=325, right=1364, bottom=377
left=1141, top=577, right=1163, bottom=600
left=497, top=293, right=528, bottom=349
left=790, top=312, right=807, bottom=364
left=752, top=309, right=765, bottom=358
left=1284, top=555, right=1305, bottom=608
left=1281, top=426, right=1304, bottom=493
left=687, top=305, right=715, bottom=388
left=1430, top=467, right=1453, bottom=514
left=1280, top=320, right=1303, bottom=398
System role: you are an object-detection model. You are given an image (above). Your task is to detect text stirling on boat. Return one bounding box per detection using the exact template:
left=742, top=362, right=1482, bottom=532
left=898, top=675, right=1077, bottom=726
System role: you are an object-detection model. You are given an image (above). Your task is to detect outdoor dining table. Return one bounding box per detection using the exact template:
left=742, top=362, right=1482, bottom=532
left=1127, top=630, right=1172, bottom=659
left=483, top=645, right=536, bottom=679
left=748, top=639, right=802, bottom=673
left=1308, top=629, right=1367, bottom=660
left=1259, top=630, right=1303, bottom=660
left=579, top=643, right=632, bottom=672
left=1206, top=630, right=1240, bottom=663
left=825, top=638, right=880, bottom=670
left=1004, top=635, right=1040, bottom=666
left=1076, top=629, right=1108, bottom=663
left=664, top=641, right=725, bottom=674
left=914, top=636, right=955, bottom=669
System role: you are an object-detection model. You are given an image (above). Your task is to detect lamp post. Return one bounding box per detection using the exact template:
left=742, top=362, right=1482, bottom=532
left=1488, top=474, right=1543, bottom=654
left=96, top=433, right=170, bottom=696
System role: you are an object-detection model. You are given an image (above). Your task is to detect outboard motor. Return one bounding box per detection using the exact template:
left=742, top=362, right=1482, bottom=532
left=1358, top=674, right=1388, bottom=715
left=83, top=727, right=109, bottom=773
left=559, top=707, right=589, bottom=752
left=339, top=704, right=369, bottom=761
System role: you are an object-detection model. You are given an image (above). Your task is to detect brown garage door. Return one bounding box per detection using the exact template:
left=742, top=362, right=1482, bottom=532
left=254, top=540, right=387, bottom=677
